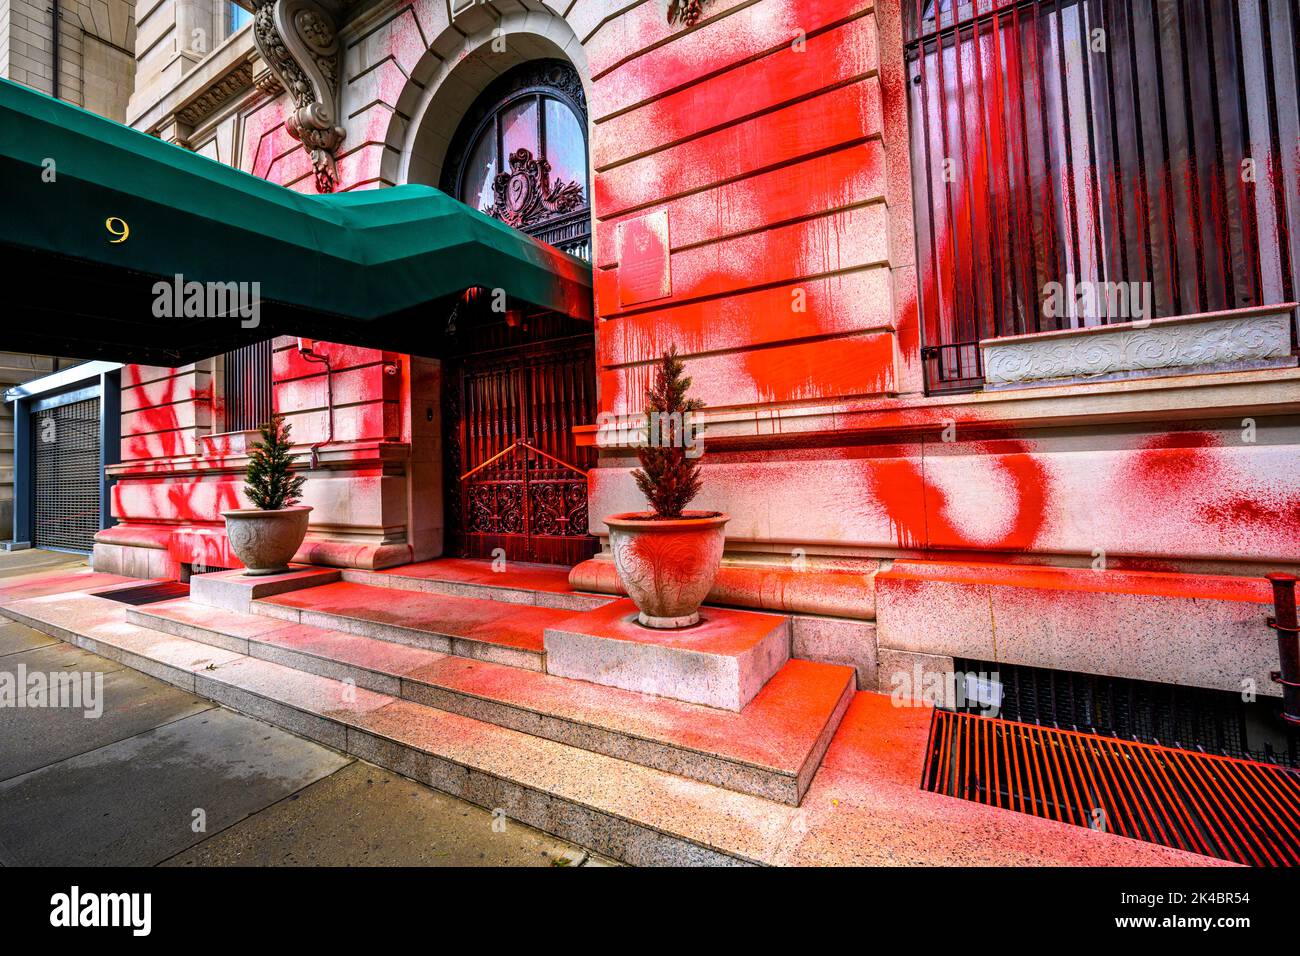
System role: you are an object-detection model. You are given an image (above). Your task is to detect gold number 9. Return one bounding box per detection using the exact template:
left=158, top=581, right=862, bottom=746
left=105, top=217, right=129, bottom=243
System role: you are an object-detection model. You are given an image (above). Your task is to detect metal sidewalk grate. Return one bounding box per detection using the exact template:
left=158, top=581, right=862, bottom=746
left=922, top=709, right=1300, bottom=867
left=93, top=581, right=191, bottom=606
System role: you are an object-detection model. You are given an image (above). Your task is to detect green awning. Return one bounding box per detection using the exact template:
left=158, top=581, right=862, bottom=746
left=0, top=78, right=593, bottom=364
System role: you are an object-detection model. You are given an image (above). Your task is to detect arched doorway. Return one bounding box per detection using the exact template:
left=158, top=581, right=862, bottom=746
left=438, top=60, right=598, bottom=566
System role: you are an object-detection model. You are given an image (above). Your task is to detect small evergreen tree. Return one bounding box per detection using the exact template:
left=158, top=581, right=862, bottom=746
left=632, top=346, right=705, bottom=518
left=244, top=414, right=305, bottom=510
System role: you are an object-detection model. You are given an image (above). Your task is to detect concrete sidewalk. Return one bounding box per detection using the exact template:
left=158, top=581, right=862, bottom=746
left=0, top=552, right=610, bottom=866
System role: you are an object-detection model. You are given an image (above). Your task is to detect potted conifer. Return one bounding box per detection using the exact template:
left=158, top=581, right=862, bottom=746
left=222, top=414, right=312, bottom=576
left=606, top=347, right=728, bottom=628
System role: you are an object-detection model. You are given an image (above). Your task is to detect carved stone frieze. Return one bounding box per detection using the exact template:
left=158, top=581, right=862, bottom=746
left=981, top=310, right=1295, bottom=386
left=176, top=62, right=255, bottom=127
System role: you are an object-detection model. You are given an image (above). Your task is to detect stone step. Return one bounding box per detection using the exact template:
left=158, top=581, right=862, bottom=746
left=2, top=579, right=1221, bottom=867
left=343, top=559, right=611, bottom=611
left=250, top=580, right=571, bottom=671
left=127, top=598, right=855, bottom=805
left=10, top=603, right=789, bottom=865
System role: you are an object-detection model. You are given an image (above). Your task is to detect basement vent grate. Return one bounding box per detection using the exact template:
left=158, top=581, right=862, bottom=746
left=93, top=582, right=191, bottom=606
left=954, top=657, right=1300, bottom=768
left=923, top=709, right=1300, bottom=867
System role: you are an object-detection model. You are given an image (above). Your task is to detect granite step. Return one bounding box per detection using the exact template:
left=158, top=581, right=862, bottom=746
left=127, top=597, right=855, bottom=805
left=250, top=580, right=570, bottom=671
left=342, top=558, right=610, bottom=611
left=5, top=593, right=789, bottom=865
left=2, top=580, right=1223, bottom=867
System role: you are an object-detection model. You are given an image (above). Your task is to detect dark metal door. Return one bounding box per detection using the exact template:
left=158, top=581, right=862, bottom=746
left=444, top=332, right=598, bottom=565
left=32, top=397, right=101, bottom=553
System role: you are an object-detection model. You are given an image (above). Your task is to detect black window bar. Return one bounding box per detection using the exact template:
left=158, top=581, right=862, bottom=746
left=220, top=339, right=274, bottom=432
left=905, top=0, right=1300, bottom=394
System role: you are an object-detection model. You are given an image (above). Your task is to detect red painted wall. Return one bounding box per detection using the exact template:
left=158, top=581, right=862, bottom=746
left=101, top=0, right=1298, bottom=580
left=586, top=0, right=910, bottom=414
left=103, top=338, right=408, bottom=572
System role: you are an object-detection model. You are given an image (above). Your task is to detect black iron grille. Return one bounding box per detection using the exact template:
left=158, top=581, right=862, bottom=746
left=955, top=657, right=1300, bottom=768
left=906, top=0, right=1300, bottom=393
left=221, top=339, right=274, bottom=432
left=923, top=708, right=1300, bottom=866
left=93, top=581, right=191, bottom=605
left=31, top=397, right=100, bottom=553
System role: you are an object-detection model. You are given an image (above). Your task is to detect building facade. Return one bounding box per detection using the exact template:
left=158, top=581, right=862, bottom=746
left=0, top=0, right=136, bottom=119
left=1, top=0, right=135, bottom=541
left=89, top=0, right=1298, bottom=705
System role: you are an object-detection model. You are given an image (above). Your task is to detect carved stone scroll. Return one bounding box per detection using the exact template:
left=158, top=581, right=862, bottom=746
left=251, top=0, right=346, bottom=192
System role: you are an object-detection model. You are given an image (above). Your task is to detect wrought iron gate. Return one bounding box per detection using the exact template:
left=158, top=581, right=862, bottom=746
left=31, top=396, right=101, bottom=553
left=906, top=0, right=1300, bottom=393
left=443, top=332, right=598, bottom=565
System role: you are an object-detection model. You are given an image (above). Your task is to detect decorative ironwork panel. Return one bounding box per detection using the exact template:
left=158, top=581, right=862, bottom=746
left=529, top=479, right=589, bottom=538
left=466, top=481, right=527, bottom=535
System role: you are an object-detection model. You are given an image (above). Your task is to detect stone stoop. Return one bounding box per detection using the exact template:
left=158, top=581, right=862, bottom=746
left=1, top=589, right=825, bottom=864
left=247, top=580, right=559, bottom=671
left=173, top=566, right=864, bottom=806
left=126, top=597, right=854, bottom=805
left=0, top=577, right=1222, bottom=867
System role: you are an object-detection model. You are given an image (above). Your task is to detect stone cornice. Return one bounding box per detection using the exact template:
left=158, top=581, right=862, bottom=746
left=129, top=28, right=262, bottom=135
left=175, top=61, right=257, bottom=128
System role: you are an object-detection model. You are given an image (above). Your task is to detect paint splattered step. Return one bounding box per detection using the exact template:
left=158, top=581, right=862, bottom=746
left=250, top=581, right=568, bottom=671
left=2, top=578, right=1221, bottom=867
left=2, top=594, right=782, bottom=864
left=126, top=597, right=855, bottom=805
left=343, top=558, right=612, bottom=612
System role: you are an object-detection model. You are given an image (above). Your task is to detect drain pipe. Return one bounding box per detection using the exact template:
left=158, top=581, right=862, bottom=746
left=51, top=0, right=60, bottom=101
left=296, top=339, right=333, bottom=470
left=1267, top=573, right=1300, bottom=727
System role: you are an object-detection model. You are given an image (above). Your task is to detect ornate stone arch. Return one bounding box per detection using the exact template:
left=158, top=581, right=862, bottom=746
left=379, top=6, right=591, bottom=191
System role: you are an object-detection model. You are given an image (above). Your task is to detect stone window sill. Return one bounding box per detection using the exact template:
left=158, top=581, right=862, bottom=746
left=979, top=303, right=1298, bottom=390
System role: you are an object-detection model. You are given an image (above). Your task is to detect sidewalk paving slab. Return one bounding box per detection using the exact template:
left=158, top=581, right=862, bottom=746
left=0, top=708, right=351, bottom=866
left=0, top=619, right=60, bottom=656
left=0, top=643, right=215, bottom=782
left=164, top=761, right=600, bottom=867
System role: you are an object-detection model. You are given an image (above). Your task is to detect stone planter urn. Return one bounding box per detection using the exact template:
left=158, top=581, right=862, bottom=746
left=221, top=506, right=312, bottom=576
left=606, top=511, right=729, bottom=628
